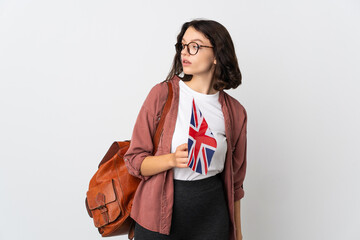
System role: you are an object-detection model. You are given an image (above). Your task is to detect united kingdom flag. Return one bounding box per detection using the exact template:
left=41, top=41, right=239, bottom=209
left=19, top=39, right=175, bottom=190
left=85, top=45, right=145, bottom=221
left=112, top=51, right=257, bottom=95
left=187, top=98, right=217, bottom=175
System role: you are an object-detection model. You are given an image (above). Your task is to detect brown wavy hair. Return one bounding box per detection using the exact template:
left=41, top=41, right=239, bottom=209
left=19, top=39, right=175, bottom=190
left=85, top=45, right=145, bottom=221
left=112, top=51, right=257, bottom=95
left=165, top=19, right=242, bottom=91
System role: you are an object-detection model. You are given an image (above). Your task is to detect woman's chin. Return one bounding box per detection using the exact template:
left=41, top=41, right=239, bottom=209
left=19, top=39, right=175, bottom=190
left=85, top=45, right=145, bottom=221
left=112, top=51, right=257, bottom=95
left=183, top=70, right=194, bottom=75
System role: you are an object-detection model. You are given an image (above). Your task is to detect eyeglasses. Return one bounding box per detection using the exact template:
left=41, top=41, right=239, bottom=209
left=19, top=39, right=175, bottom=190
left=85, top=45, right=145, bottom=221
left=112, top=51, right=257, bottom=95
left=175, top=41, right=214, bottom=55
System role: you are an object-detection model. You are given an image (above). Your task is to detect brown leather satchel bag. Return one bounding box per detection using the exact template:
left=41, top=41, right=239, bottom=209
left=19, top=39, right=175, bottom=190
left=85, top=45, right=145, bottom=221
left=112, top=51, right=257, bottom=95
left=85, top=81, right=173, bottom=239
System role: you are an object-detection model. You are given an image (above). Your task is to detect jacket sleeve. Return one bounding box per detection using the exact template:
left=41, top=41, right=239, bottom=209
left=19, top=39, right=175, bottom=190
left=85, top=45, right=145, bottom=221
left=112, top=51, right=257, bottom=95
left=233, top=107, right=247, bottom=201
left=123, top=84, right=162, bottom=181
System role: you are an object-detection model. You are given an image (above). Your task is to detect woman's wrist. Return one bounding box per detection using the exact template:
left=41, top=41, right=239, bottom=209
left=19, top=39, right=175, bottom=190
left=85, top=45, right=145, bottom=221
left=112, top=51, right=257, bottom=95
left=140, top=153, right=175, bottom=177
left=168, top=153, right=176, bottom=168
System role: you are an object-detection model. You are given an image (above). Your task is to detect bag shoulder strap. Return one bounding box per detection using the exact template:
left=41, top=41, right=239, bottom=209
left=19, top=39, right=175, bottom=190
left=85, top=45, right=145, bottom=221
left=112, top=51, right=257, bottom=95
left=152, top=81, right=173, bottom=155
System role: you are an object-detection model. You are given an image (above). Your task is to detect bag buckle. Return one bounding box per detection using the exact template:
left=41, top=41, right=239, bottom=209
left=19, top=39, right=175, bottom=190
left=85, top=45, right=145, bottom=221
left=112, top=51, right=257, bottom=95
left=96, top=193, right=109, bottom=224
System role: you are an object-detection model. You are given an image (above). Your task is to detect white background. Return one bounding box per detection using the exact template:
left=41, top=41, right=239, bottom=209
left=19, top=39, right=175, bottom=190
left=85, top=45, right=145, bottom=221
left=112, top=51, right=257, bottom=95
left=0, top=0, right=359, bottom=239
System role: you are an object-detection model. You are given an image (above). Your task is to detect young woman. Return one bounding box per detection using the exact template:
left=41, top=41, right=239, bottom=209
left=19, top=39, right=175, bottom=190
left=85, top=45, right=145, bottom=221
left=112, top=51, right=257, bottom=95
left=124, top=19, right=247, bottom=240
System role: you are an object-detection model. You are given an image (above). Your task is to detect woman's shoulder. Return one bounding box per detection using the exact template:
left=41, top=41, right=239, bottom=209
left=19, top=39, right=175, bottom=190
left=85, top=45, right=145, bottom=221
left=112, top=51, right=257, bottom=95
left=222, top=91, right=247, bottom=117
left=146, top=80, right=170, bottom=102
left=146, top=75, right=179, bottom=101
left=222, top=91, right=247, bottom=138
left=141, top=79, right=173, bottom=116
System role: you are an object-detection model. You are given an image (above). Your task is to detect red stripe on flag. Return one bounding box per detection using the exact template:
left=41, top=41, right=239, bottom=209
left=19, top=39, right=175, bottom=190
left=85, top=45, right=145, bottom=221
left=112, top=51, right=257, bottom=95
left=202, top=147, right=207, bottom=174
left=192, top=99, right=198, bottom=127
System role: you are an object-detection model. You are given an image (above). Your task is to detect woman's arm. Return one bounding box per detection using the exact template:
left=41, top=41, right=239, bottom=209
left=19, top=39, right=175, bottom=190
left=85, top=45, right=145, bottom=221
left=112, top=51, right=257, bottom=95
left=124, top=83, right=168, bottom=181
left=140, top=153, right=174, bottom=176
left=235, top=199, right=243, bottom=240
left=233, top=106, right=247, bottom=240
left=233, top=107, right=247, bottom=200
left=140, top=143, right=189, bottom=177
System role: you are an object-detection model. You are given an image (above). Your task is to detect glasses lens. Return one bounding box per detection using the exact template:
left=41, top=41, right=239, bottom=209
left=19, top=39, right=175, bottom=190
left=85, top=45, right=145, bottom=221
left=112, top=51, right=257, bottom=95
left=188, top=42, right=199, bottom=55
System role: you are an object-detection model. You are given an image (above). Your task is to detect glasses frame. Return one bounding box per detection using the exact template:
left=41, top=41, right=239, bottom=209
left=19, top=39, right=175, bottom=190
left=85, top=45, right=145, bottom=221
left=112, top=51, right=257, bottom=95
left=175, top=41, right=214, bottom=55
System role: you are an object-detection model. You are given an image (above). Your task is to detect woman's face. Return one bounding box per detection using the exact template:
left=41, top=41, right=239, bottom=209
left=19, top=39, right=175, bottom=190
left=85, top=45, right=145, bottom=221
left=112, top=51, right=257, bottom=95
left=180, top=26, right=216, bottom=77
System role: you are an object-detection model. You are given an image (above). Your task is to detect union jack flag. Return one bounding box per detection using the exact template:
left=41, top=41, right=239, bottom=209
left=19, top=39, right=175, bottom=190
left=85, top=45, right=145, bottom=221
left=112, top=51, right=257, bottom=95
left=187, top=98, right=217, bottom=175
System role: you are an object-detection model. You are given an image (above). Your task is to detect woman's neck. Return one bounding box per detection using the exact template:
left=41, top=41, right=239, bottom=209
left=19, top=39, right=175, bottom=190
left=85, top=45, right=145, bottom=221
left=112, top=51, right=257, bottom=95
left=185, top=74, right=218, bottom=95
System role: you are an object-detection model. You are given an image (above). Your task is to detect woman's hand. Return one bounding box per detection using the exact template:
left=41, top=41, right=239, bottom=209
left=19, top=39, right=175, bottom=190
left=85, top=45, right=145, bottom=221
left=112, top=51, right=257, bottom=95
left=170, top=143, right=189, bottom=168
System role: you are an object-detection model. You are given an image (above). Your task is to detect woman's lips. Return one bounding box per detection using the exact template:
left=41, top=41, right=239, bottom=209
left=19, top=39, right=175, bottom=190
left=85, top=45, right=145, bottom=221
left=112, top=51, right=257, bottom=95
left=182, top=59, right=192, bottom=66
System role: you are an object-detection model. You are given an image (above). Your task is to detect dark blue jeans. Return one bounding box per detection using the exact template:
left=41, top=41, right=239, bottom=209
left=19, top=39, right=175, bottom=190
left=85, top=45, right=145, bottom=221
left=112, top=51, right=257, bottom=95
left=134, top=174, right=230, bottom=240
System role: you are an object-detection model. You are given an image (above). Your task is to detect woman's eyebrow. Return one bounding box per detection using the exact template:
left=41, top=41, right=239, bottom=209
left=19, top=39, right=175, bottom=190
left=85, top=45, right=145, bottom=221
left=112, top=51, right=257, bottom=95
left=182, top=38, right=204, bottom=43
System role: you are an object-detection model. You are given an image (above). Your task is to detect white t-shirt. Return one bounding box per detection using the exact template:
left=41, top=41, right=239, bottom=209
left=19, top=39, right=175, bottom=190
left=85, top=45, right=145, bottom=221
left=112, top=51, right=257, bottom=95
left=171, top=80, right=227, bottom=181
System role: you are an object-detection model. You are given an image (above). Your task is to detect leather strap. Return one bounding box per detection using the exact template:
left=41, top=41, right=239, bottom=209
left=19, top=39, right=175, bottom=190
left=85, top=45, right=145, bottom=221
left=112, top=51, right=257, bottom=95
left=152, top=81, right=173, bottom=155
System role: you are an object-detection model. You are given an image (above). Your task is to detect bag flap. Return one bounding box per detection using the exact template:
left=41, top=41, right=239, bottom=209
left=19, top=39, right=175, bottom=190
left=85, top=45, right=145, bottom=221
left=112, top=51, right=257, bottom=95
left=87, top=180, right=117, bottom=210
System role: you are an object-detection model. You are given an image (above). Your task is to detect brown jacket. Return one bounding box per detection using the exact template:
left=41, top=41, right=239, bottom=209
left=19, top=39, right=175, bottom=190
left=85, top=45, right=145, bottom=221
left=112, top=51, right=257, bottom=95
left=124, top=74, right=247, bottom=240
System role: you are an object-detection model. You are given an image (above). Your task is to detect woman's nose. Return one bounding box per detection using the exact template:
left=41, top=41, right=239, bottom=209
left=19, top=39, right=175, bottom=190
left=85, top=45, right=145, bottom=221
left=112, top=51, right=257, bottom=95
left=181, top=45, right=190, bottom=56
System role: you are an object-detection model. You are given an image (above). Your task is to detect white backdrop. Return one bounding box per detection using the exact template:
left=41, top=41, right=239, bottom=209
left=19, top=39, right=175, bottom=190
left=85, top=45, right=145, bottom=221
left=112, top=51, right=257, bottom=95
left=0, top=0, right=359, bottom=239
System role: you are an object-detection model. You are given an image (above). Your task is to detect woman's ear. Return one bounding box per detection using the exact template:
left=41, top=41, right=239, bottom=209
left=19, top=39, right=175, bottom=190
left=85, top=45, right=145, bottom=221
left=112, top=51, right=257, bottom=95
left=214, top=59, right=217, bottom=65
